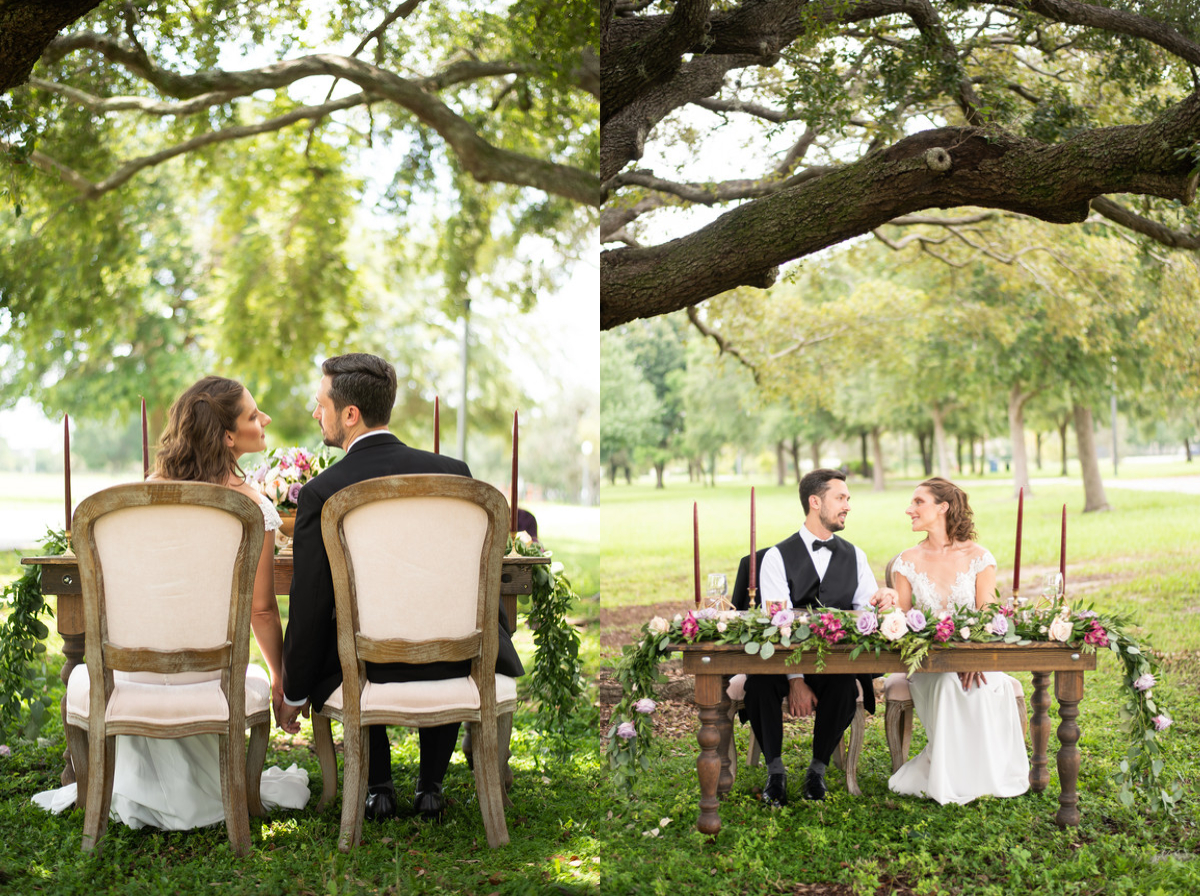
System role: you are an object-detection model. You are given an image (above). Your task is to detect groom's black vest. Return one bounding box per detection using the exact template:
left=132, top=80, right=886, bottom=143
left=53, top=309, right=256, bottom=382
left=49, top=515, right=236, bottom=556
left=774, top=532, right=858, bottom=610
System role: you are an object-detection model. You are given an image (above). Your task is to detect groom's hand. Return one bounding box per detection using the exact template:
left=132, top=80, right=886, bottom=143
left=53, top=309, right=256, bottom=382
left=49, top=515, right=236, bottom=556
left=786, top=678, right=817, bottom=718
left=277, top=699, right=309, bottom=734
left=870, top=588, right=899, bottom=611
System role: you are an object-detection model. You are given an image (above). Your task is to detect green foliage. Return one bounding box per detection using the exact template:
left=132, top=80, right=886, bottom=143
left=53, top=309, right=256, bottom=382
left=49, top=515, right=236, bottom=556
left=0, top=528, right=66, bottom=740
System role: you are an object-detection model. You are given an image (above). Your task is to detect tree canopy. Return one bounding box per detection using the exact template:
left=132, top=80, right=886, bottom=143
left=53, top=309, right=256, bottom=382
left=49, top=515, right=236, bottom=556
left=600, top=0, right=1200, bottom=328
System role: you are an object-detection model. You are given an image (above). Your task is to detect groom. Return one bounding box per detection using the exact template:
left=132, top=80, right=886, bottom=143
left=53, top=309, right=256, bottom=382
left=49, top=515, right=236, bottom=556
left=743, top=468, right=882, bottom=805
left=277, top=353, right=524, bottom=821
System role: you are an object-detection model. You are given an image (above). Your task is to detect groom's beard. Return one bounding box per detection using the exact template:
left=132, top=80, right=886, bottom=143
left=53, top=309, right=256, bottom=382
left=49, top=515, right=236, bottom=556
left=321, top=420, right=347, bottom=449
left=819, top=510, right=845, bottom=533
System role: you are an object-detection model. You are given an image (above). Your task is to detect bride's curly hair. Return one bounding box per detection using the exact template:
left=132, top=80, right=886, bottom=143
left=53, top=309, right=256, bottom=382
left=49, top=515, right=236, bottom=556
left=920, top=477, right=977, bottom=543
left=155, top=376, right=246, bottom=486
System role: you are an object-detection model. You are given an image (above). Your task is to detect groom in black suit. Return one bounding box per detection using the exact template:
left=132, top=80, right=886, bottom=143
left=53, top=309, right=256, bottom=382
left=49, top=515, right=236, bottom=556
left=743, top=468, right=882, bottom=806
left=278, top=353, right=524, bottom=821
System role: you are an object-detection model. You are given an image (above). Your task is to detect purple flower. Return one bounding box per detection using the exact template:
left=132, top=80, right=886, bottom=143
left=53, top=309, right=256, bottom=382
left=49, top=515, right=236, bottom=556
left=906, top=609, right=927, bottom=632
left=1133, top=673, right=1157, bottom=691
left=634, top=698, right=657, bottom=714
left=681, top=612, right=699, bottom=639
left=695, top=608, right=719, bottom=620
left=1153, top=715, right=1172, bottom=732
left=287, top=482, right=304, bottom=503
left=856, top=612, right=879, bottom=636
left=771, top=609, right=795, bottom=628
left=988, top=613, right=1009, bottom=637
left=616, top=721, right=637, bottom=740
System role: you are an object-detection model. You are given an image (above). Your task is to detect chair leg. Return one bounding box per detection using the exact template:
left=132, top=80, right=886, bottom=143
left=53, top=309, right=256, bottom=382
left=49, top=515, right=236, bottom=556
left=497, top=712, right=514, bottom=809
left=724, top=699, right=740, bottom=781
left=1016, top=694, right=1029, bottom=740
left=312, top=714, right=339, bottom=813
left=462, top=720, right=474, bottom=770
left=842, top=701, right=865, bottom=797
left=64, top=723, right=89, bottom=812
left=469, top=716, right=509, bottom=848
left=885, top=698, right=913, bottom=773
left=219, top=730, right=252, bottom=857
left=245, top=722, right=269, bottom=818
left=338, top=723, right=368, bottom=853
left=81, top=731, right=114, bottom=853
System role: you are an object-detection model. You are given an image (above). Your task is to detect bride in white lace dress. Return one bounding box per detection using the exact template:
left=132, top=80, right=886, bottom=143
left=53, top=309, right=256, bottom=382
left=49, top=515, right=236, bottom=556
left=34, top=377, right=309, bottom=827
left=886, top=477, right=1029, bottom=805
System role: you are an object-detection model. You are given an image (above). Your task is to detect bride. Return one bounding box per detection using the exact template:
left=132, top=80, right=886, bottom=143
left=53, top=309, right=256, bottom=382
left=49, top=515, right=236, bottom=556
left=34, top=376, right=309, bottom=828
left=885, top=477, right=1029, bottom=805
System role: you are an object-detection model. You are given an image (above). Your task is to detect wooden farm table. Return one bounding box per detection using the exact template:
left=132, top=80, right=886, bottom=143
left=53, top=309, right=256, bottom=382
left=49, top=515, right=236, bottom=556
left=22, top=552, right=550, bottom=784
left=677, top=641, right=1096, bottom=835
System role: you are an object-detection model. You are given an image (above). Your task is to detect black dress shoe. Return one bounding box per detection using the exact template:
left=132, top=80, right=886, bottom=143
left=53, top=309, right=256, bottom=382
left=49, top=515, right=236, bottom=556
left=364, top=783, right=398, bottom=821
left=802, top=770, right=827, bottom=801
left=761, top=772, right=787, bottom=807
left=413, top=781, right=446, bottom=821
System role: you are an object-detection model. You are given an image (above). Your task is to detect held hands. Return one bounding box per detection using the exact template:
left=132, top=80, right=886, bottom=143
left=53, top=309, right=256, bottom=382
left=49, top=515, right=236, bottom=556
left=786, top=678, right=818, bottom=718
left=958, top=671, right=988, bottom=691
left=870, top=588, right=900, bottom=612
left=276, top=699, right=310, bottom=734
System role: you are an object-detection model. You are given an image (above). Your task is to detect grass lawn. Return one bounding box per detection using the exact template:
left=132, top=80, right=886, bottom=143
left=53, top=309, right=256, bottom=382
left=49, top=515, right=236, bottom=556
left=598, top=476, right=1200, bottom=894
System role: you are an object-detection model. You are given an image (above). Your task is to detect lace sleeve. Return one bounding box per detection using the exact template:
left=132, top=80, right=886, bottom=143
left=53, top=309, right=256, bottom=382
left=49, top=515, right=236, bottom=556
left=976, top=549, right=997, bottom=572
left=891, top=556, right=916, bottom=585
left=257, top=494, right=282, bottom=533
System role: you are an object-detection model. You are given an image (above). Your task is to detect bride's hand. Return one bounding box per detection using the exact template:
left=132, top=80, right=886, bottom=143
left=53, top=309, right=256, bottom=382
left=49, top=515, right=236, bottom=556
left=870, top=588, right=899, bottom=611
left=958, top=671, right=987, bottom=691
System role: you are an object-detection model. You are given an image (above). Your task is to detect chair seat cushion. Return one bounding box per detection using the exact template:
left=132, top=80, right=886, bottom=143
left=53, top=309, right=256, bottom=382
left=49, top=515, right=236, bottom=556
left=323, top=674, right=518, bottom=715
left=66, top=663, right=271, bottom=729
left=884, top=671, right=1025, bottom=703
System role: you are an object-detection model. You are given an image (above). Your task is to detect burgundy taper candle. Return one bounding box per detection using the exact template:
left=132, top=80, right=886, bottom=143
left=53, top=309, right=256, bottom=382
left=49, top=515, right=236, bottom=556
left=64, top=414, right=72, bottom=534
left=510, top=410, right=519, bottom=533
left=693, top=501, right=701, bottom=606
left=434, top=396, right=440, bottom=455
left=1013, top=486, right=1023, bottom=594
left=749, top=487, right=757, bottom=592
left=1059, top=503, right=1067, bottom=592
left=141, top=396, right=149, bottom=480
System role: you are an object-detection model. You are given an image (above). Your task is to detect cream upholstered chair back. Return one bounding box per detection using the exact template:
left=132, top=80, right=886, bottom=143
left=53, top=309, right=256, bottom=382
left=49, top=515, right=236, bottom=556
left=321, top=474, right=508, bottom=680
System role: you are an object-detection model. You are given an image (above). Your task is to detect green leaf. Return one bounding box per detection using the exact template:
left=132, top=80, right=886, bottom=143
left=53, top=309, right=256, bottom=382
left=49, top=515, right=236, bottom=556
left=1152, top=759, right=1164, bottom=776
left=745, top=641, right=760, bottom=655
left=1126, top=645, right=1141, bottom=655
left=759, top=642, right=775, bottom=660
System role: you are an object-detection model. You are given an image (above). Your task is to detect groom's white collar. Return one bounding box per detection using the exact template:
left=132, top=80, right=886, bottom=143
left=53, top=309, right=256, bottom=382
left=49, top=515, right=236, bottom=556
left=346, top=429, right=392, bottom=452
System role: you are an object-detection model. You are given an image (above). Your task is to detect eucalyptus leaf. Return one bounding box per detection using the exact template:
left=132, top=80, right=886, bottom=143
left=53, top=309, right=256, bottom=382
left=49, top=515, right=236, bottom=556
left=745, top=641, right=761, bottom=655
left=760, top=642, right=776, bottom=660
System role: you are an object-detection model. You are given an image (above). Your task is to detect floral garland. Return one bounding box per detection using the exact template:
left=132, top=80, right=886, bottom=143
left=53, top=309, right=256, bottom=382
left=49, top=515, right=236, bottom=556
left=507, top=533, right=586, bottom=754
left=0, top=527, right=67, bottom=740
left=606, top=593, right=1180, bottom=811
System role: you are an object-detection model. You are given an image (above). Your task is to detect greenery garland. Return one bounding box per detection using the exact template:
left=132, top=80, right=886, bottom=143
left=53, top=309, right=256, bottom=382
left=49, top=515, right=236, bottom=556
left=0, top=528, right=67, bottom=741
left=508, top=533, right=586, bottom=754
left=607, top=593, right=1180, bottom=812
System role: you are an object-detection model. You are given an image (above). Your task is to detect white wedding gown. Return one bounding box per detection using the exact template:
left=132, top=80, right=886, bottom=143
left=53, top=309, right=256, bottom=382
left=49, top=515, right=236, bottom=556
left=33, top=493, right=310, bottom=828
left=887, top=549, right=1030, bottom=805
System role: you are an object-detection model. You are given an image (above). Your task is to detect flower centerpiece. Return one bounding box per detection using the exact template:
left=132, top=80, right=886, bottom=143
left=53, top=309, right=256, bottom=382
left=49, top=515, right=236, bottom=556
left=606, top=590, right=1180, bottom=812
left=247, top=447, right=335, bottom=533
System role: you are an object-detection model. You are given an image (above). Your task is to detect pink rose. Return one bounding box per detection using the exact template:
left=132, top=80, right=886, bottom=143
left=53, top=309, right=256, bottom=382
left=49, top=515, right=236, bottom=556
left=1048, top=616, right=1074, bottom=642
left=880, top=610, right=908, bottom=641
left=634, top=698, right=657, bottom=714
left=1133, top=673, right=1156, bottom=691
left=1153, top=715, right=1172, bottom=732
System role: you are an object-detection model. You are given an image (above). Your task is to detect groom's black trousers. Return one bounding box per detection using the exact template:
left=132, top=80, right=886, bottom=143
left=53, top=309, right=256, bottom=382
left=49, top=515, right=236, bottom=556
left=744, top=673, right=859, bottom=766
left=368, top=723, right=460, bottom=788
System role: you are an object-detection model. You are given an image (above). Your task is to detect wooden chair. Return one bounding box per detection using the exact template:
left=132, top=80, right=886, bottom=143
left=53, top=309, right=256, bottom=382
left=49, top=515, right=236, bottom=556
left=310, top=474, right=513, bottom=852
left=64, top=482, right=270, bottom=856
left=881, top=555, right=1028, bottom=772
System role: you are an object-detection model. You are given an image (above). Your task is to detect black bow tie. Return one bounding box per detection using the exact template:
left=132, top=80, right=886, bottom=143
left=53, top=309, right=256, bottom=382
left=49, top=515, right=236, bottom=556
left=811, top=539, right=835, bottom=552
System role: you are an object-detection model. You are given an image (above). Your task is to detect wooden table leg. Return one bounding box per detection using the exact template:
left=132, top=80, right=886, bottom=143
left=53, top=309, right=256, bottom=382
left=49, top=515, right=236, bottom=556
left=695, top=673, right=723, bottom=836
left=56, top=592, right=87, bottom=787
left=716, top=677, right=735, bottom=795
left=1054, top=670, right=1084, bottom=827
left=1029, top=671, right=1051, bottom=793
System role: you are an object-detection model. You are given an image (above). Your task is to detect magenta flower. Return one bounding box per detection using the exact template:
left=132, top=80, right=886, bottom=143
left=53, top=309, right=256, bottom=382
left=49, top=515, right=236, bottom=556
left=767, top=602, right=785, bottom=618
left=906, top=609, right=927, bottom=632
left=1133, top=673, right=1156, bottom=691
left=814, top=613, right=846, bottom=644
left=856, top=612, right=878, bottom=636
left=1083, top=621, right=1109, bottom=647
left=616, top=721, right=637, bottom=740
left=1152, top=715, right=1172, bottom=732
left=998, top=604, right=1015, bottom=617
left=634, top=698, right=657, bottom=714
left=934, top=616, right=955, bottom=643
left=681, top=612, right=699, bottom=639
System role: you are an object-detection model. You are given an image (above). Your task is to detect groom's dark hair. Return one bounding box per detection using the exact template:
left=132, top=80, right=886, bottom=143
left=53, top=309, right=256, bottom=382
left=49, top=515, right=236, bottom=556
left=322, top=353, right=397, bottom=426
left=800, top=468, right=846, bottom=514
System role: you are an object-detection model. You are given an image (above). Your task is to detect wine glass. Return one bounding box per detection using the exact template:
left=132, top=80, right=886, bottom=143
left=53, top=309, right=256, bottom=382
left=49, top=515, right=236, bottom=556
left=705, top=573, right=728, bottom=610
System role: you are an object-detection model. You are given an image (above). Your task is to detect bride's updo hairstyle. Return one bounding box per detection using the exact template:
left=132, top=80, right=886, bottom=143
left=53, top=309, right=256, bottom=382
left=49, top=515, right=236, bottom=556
left=155, top=375, right=247, bottom=486
left=920, top=477, right=977, bottom=543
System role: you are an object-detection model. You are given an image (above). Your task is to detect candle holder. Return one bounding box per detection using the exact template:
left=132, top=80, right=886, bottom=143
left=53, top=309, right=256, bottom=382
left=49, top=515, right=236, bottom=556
left=61, top=529, right=75, bottom=558
left=505, top=531, right=523, bottom=559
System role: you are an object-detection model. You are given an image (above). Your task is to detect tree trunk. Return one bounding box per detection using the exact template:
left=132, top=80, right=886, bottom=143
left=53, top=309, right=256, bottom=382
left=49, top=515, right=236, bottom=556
left=1008, top=383, right=1033, bottom=498
left=860, top=430, right=869, bottom=479
left=654, top=460, right=665, bottom=489
left=708, top=452, right=717, bottom=487
left=810, top=438, right=822, bottom=472
left=624, top=464, right=632, bottom=485
left=1073, top=403, right=1110, bottom=512
left=1058, top=416, right=1070, bottom=477
left=955, top=436, right=963, bottom=473
left=930, top=406, right=951, bottom=477
left=775, top=440, right=786, bottom=486
left=1035, top=432, right=1043, bottom=471
left=917, top=430, right=932, bottom=476
left=609, top=459, right=618, bottom=485
left=871, top=426, right=886, bottom=492
left=1186, top=438, right=1193, bottom=462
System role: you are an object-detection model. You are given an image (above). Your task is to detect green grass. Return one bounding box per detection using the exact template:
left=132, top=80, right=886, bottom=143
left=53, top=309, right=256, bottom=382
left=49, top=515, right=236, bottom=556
left=597, top=476, right=1200, bottom=894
